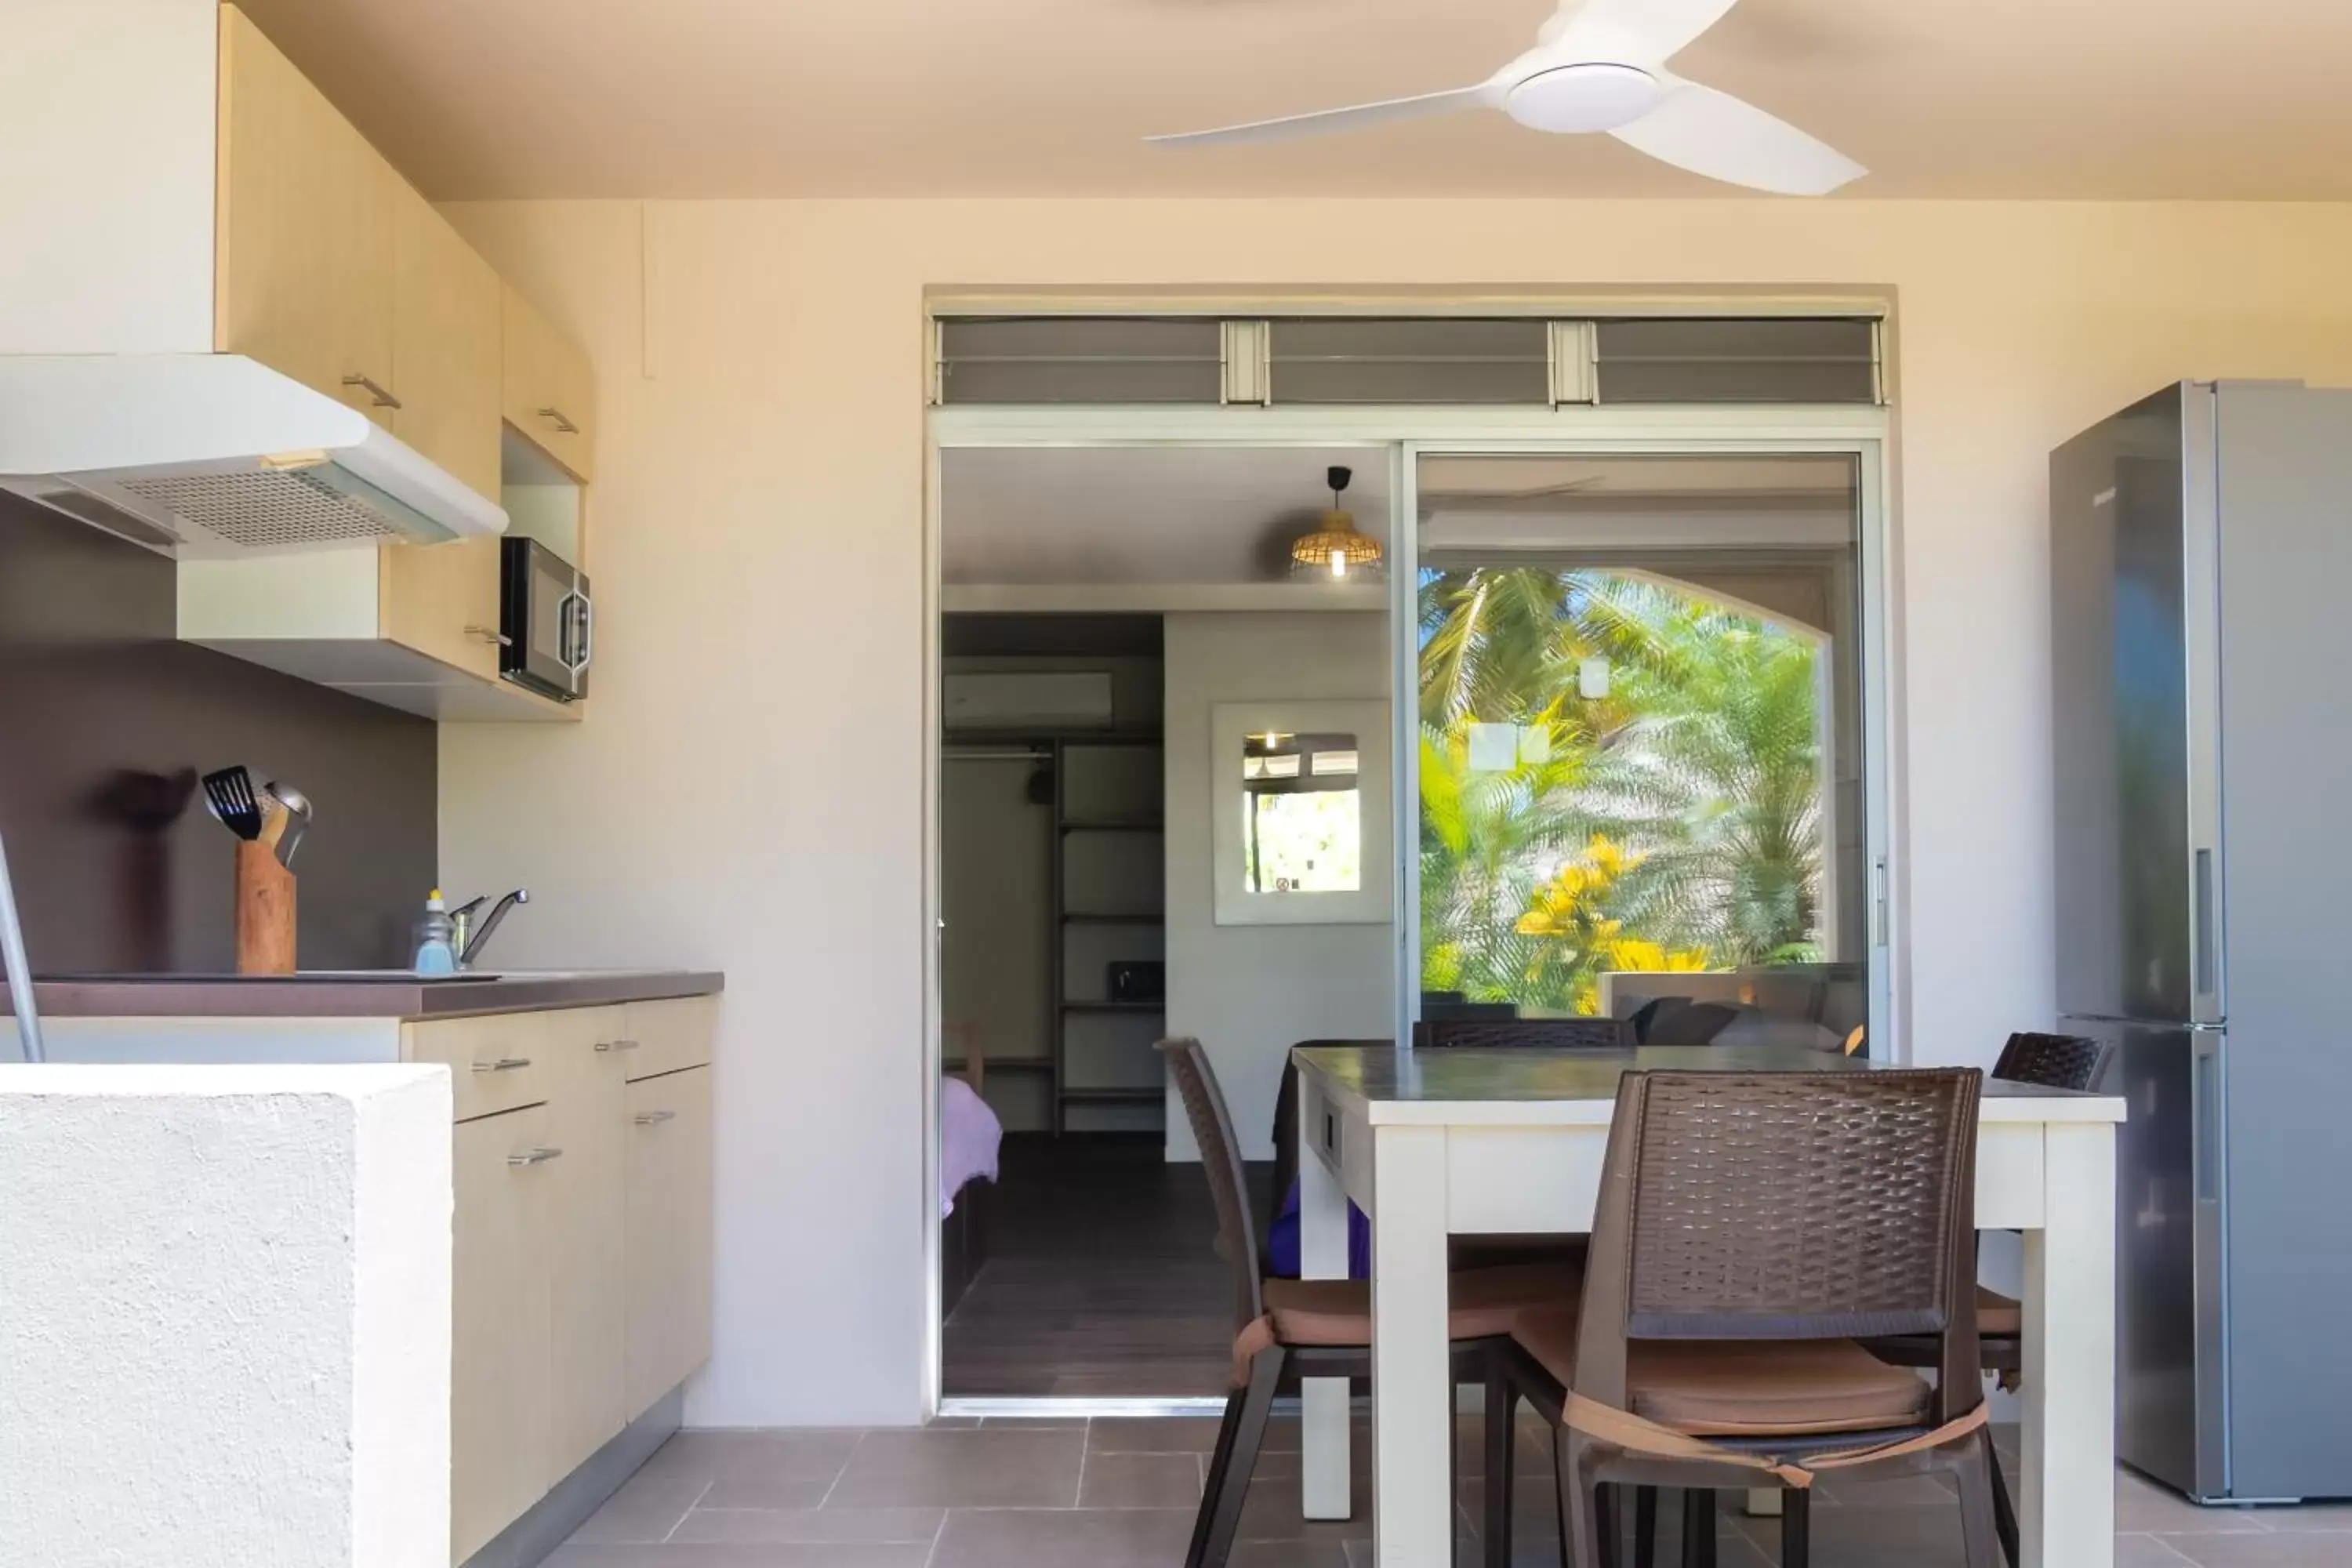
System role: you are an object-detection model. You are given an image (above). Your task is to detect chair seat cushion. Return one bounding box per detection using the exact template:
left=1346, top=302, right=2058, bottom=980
left=1513, top=1302, right=1934, bottom=1437
left=1257, top=1264, right=1582, bottom=1349
left=1975, top=1285, right=2021, bottom=1338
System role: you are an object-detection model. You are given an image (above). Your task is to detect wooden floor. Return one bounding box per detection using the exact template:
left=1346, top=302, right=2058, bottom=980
left=942, top=1132, right=1272, bottom=1399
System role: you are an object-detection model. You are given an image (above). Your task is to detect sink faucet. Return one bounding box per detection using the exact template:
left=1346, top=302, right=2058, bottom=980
left=450, top=889, right=528, bottom=969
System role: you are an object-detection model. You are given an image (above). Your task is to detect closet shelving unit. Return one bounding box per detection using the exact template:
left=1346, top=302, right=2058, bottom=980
left=1051, top=735, right=1166, bottom=1133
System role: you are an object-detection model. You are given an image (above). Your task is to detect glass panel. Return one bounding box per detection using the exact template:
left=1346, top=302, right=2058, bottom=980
left=938, top=317, right=1222, bottom=404
left=1413, top=451, right=1873, bottom=1051
left=1270, top=318, right=1548, bottom=405
left=1594, top=318, right=1878, bottom=404
left=1242, top=730, right=1363, bottom=894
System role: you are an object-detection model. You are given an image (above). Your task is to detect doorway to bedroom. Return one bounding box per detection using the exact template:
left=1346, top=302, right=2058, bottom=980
left=935, top=444, right=1393, bottom=1401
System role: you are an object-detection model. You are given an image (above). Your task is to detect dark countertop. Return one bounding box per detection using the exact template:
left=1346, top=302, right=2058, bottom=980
left=3, top=970, right=724, bottom=1021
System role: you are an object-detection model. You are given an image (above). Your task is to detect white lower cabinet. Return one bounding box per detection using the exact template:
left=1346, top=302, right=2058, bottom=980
left=433, top=1000, right=713, bottom=1564
left=625, top=1065, right=713, bottom=1416
left=451, top=1105, right=556, bottom=1564
left=543, top=1008, right=629, bottom=1477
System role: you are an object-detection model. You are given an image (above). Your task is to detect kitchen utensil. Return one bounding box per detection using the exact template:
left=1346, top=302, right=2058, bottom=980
left=201, top=766, right=263, bottom=841
left=263, top=781, right=313, bottom=869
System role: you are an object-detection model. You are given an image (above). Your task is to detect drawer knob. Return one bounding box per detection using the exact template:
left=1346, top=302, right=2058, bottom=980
left=506, top=1145, right=564, bottom=1167
left=472, top=1056, right=532, bottom=1073
left=594, top=1039, right=642, bottom=1053
left=633, top=1109, right=678, bottom=1127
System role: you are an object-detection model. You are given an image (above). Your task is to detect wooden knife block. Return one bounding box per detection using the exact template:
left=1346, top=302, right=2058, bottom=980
left=234, top=839, right=297, bottom=975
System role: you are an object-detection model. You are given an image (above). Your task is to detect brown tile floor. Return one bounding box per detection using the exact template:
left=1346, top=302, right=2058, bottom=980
left=942, top=1134, right=1272, bottom=1399
left=554, top=1417, right=2352, bottom=1567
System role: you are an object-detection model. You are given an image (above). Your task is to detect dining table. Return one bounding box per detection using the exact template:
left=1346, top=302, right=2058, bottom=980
left=1290, top=1042, right=2125, bottom=1568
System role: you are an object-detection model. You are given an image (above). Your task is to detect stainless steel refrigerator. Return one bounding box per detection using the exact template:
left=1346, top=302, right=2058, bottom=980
left=2053, top=380, right=2352, bottom=1503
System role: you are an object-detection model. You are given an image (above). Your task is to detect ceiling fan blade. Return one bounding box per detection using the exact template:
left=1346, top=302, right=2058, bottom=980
left=1542, top=0, right=1743, bottom=62
left=1610, top=79, right=1864, bottom=194
left=1147, top=85, right=1488, bottom=149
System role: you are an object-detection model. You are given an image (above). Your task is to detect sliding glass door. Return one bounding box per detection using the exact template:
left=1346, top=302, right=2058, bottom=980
left=1399, top=449, right=1886, bottom=1056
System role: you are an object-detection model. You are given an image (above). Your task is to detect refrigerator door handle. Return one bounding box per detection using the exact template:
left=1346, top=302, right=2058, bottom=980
left=2194, top=1040, right=2220, bottom=1203
left=2193, top=848, right=2218, bottom=1005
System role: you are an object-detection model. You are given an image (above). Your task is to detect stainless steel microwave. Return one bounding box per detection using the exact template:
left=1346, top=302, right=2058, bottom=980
left=499, top=538, right=591, bottom=702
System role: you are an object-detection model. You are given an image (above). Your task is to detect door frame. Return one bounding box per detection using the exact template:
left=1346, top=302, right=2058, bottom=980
left=922, top=401, right=1899, bottom=1418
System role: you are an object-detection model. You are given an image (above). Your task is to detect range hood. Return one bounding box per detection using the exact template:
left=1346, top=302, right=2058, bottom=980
left=0, top=354, right=506, bottom=558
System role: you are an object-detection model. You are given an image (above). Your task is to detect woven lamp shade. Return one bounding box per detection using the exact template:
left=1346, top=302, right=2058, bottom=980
left=1290, top=509, right=1384, bottom=579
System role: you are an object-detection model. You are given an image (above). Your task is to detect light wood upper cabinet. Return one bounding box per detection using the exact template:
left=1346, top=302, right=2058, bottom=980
left=389, top=181, right=503, bottom=501
left=451, top=1105, right=556, bottom=1565
left=503, top=285, right=597, bottom=482
left=215, top=5, right=396, bottom=425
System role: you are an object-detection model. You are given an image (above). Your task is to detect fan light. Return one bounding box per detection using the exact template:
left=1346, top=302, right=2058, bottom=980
left=1290, top=466, right=1384, bottom=583
left=1504, top=63, right=1661, bottom=134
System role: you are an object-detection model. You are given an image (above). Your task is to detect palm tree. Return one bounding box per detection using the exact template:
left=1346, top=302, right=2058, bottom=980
left=1416, top=565, right=1824, bottom=1009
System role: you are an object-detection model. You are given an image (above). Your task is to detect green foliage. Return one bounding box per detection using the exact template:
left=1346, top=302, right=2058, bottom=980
left=1418, top=567, right=1824, bottom=1014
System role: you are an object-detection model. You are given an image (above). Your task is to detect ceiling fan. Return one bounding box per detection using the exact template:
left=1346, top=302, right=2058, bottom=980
left=1148, top=0, right=1864, bottom=197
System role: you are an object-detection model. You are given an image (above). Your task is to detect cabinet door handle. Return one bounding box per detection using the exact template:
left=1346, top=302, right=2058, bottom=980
left=633, top=1109, right=677, bottom=1127
left=472, top=1056, right=532, bottom=1073
left=506, top=1145, right=564, bottom=1167
left=464, top=625, right=513, bottom=647
left=594, top=1039, right=641, bottom=1053
left=538, top=406, right=580, bottom=434
left=342, top=373, right=403, bottom=410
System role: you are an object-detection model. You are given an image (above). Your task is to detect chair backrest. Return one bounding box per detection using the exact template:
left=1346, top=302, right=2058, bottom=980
left=1640, top=1001, right=1740, bottom=1047
left=1574, top=1069, right=1985, bottom=1420
left=1157, top=1037, right=1265, bottom=1334
left=1416, top=1015, right=1635, bottom=1051
left=1992, top=1030, right=2113, bottom=1092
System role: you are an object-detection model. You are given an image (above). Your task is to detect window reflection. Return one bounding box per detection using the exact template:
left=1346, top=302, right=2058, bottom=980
left=1242, top=731, right=1362, bottom=894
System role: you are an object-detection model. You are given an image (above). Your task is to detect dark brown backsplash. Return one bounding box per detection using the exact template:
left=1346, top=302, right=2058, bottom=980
left=0, top=492, right=437, bottom=973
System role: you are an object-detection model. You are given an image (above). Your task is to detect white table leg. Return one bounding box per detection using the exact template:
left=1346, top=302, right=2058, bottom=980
left=1298, top=1091, right=1351, bottom=1520
left=1370, top=1124, right=1452, bottom=1568
left=2021, top=1122, right=2117, bottom=1568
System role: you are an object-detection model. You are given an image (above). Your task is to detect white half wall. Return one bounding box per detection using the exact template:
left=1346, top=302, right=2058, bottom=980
left=0, top=1065, right=452, bottom=1568
left=1163, top=612, right=1393, bottom=1163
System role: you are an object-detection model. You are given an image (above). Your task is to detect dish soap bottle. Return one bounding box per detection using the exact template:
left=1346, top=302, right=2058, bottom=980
left=413, top=889, right=457, bottom=976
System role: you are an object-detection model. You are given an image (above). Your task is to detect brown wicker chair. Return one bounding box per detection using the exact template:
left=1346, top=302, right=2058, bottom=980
left=1856, top=1030, right=2114, bottom=1566
left=1497, top=1069, right=2002, bottom=1568
left=1991, top=1029, right=2114, bottom=1092
left=1160, top=1037, right=1578, bottom=1568
left=1416, top=1015, right=1637, bottom=1051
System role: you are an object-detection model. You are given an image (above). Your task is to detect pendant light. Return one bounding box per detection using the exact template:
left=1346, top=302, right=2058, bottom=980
left=1289, top=466, right=1384, bottom=581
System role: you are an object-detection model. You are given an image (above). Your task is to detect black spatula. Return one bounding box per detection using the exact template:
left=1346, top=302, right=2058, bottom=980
left=201, top=766, right=263, bottom=841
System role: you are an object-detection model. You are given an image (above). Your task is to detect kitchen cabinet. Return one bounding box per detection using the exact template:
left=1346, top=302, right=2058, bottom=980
left=451, top=1104, right=556, bottom=1564
left=503, top=285, right=598, bottom=482
left=625, top=1066, right=714, bottom=1417
left=426, top=1000, right=713, bottom=1563
left=389, top=181, right=505, bottom=503
left=187, top=9, right=596, bottom=722
left=543, top=1008, right=630, bottom=1478
left=214, top=5, right=397, bottom=426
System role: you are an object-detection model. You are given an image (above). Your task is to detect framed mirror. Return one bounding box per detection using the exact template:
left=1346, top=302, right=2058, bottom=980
left=1211, top=699, right=1391, bottom=926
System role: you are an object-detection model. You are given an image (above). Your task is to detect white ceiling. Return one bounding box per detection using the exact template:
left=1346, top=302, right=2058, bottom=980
left=240, top=0, right=2352, bottom=200
left=942, top=446, right=1391, bottom=586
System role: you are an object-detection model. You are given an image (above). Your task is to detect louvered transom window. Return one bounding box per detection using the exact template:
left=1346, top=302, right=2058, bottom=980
left=935, top=317, right=1222, bottom=405
left=1592, top=318, right=1880, bottom=405
left=931, top=314, right=1882, bottom=407
left=1265, top=318, right=1552, bottom=405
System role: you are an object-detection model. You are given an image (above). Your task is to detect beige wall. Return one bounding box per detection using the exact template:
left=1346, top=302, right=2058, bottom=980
left=436, top=197, right=2352, bottom=1425
left=1163, top=612, right=1394, bottom=1167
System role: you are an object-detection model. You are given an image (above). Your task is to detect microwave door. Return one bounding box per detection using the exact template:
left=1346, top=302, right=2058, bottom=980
left=524, top=553, right=573, bottom=693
